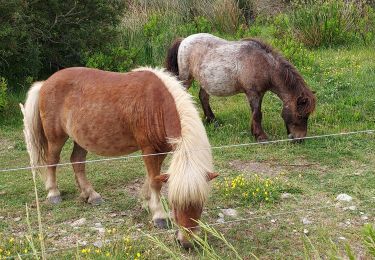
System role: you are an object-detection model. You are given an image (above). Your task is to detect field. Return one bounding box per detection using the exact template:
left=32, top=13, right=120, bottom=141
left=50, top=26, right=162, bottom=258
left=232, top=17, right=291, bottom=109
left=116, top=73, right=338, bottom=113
left=0, top=39, right=374, bottom=259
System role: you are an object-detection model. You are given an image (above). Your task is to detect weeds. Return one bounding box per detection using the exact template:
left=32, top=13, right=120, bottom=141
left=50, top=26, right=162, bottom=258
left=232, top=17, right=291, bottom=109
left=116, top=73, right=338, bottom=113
left=214, top=174, right=300, bottom=206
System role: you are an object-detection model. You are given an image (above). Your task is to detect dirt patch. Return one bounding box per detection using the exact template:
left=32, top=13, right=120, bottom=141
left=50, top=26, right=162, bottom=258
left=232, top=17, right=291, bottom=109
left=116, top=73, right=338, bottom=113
left=229, top=159, right=326, bottom=177
left=229, top=160, right=284, bottom=177
left=0, top=138, right=14, bottom=155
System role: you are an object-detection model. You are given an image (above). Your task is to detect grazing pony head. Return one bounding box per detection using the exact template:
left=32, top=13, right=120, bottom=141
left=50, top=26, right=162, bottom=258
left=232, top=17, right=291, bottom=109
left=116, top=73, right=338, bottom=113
left=246, top=39, right=316, bottom=140
left=155, top=172, right=218, bottom=248
left=278, top=59, right=316, bottom=140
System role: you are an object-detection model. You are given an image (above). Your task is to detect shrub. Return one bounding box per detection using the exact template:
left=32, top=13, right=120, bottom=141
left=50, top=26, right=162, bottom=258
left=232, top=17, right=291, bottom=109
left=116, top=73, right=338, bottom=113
left=85, top=47, right=137, bottom=72
left=0, top=0, right=125, bottom=89
left=0, top=77, right=8, bottom=111
left=276, top=0, right=375, bottom=47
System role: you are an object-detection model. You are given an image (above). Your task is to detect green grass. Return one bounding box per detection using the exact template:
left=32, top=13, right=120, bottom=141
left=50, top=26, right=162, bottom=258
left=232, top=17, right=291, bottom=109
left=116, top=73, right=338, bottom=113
left=0, top=43, right=375, bottom=259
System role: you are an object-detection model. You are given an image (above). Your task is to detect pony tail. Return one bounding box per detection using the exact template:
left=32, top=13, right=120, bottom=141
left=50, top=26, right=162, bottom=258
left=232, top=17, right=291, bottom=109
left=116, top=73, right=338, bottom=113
left=165, top=38, right=183, bottom=76
left=20, top=81, right=48, bottom=181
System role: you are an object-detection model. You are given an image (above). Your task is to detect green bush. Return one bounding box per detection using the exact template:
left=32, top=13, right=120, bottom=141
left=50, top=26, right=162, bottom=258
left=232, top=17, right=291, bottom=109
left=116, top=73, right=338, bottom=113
left=275, top=0, right=375, bottom=47
left=0, top=77, right=7, bottom=111
left=85, top=47, right=137, bottom=72
left=0, top=0, right=125, bottom=89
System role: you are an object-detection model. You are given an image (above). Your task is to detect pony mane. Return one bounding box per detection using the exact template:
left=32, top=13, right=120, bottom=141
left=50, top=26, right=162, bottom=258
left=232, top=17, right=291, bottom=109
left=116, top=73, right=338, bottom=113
left=242, top=38, right=316, bottom=115
left=132, top=67, right=213, bottom=210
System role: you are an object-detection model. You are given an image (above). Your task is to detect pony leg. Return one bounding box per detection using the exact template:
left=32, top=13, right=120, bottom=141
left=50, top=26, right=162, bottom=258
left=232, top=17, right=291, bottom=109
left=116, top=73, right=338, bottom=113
left=199, top=88, right=217, bottom=125
left=141, top=149, right=168, bottom=229
left=70, top=142, right=103, bottom=205
left=246, top=91, right=268, bottom=141
left=45, top=139, right=67, bottom=204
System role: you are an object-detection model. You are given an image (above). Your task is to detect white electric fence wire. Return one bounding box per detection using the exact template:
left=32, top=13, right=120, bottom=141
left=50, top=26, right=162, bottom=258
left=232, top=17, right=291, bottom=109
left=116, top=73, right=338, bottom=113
left=0, top=130, right=373, bottom=173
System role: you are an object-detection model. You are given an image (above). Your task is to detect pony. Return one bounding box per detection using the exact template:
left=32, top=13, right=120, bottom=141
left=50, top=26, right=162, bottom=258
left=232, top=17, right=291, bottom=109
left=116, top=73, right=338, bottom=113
left=166, top=33, right=316, bottom=141
left=20, top=67, right=218, bottom=248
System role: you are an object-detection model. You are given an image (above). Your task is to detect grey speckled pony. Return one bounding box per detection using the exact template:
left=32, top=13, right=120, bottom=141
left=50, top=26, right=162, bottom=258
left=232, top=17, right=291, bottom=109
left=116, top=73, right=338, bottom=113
left=166, top=33, right=316, bottom=141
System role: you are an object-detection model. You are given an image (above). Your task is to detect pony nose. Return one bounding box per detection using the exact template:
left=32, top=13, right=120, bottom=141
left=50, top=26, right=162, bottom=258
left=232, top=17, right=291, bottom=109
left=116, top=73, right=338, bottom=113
left=175, top=230, right=193, bottom=250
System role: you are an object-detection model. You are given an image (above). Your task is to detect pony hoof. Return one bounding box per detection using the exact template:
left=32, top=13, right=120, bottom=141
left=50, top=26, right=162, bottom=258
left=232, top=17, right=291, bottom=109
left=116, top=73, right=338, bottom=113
left=256, top=136, right=268, bottom=142
left=176, top=237, right=193, bottom=250
left=153, top=218, right=170, bottom=229
left=88, top=196, right=103, bottom=206
left=48, top=195, right=62, bottom=204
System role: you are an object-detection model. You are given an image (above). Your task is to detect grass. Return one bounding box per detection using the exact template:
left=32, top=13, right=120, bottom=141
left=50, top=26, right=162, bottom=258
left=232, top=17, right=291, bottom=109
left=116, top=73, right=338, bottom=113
left=0, top=40, right=375, bottom=258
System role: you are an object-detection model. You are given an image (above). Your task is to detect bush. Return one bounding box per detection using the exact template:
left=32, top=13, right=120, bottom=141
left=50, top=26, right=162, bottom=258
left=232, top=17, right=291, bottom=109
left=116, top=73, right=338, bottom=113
left=0, top=77, right=7, bottom=111
left=275, top=0, right=375, bottom=47
left=85, top=47, right=137, bottom=72
left=0, top=0, right=125, bottom=90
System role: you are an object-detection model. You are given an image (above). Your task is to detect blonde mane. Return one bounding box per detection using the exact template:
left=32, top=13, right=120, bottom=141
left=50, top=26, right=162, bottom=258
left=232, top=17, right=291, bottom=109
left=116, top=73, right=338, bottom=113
left=133, top=67, right=213, bottom=209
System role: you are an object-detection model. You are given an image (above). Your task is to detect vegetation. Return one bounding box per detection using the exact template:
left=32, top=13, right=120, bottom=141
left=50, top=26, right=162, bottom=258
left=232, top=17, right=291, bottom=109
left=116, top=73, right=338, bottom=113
left=0, top=0, right=374, bottom=259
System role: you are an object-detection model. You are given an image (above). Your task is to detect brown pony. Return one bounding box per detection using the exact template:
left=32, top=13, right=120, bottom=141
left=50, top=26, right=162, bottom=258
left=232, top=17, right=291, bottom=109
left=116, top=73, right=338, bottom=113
left=166, top=33, right=316, bottom=141
left=20, top=67, right=218, bottom=248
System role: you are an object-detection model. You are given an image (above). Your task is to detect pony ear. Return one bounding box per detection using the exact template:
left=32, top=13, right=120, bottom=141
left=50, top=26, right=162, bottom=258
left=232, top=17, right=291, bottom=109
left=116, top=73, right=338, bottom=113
left=296, top=96, right=309, bottom=115
left=154, top=173, right=169, bottom=183
left=207, top=172, right=219, bottom=181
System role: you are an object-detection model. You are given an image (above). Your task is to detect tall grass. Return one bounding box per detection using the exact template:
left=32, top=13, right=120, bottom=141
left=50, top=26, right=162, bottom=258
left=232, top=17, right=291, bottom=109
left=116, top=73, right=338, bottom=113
left=276, top=0, right=375, bottom=47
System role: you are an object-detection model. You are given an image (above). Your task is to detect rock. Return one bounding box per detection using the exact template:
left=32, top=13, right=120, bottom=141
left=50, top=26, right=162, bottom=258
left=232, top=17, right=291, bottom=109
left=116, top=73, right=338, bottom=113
left=336, top=194, right=352, bottom=202
left=94, top=222, right=103, bottom=227
left=361, top=215, right=369, bottom=221
left=109, top=213, right=117, bottom=218
left=216, top=218, right=225, bottom=224
left=120, top=211, right=128, bottom=216
left=71, top=218, right=86, bottom=227
left=302, top=217, right=312, bottom=225
left=93, top=240, right=103, bottom=248
left=221, top=208, right=238, bottom=218
left=0, top=191, right=7, bottom=195
left=14, top=217, right=21, bottom=222
left=303, top=229, right=309, bottom=235
left=218, top=213, right=224, bottom=219
left=281, top=193, right=292, bottom=199
left=78, top=240, right=87, bottom=246
left=338, top=236, right=346, bottom=240
left=343, top=206, right=356, bottom=211
left=271, top=219, right=276, bottom=223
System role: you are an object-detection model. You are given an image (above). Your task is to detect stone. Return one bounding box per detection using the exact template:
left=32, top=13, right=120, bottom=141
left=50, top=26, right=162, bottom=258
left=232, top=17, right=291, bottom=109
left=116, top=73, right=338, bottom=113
left=93, top=240, right=103, bottom=248
left=78, top=240, right=87, bottom=246
left=336, top=194, right=352, bottom=202
left=218, top=213, right=224, bottom=218
left=303, top=229, right=309, bottom=235
left=343, top=205, right=356, bottom=211
left=216, top=218, right=225, bottom=224
left=281, top=193, right=292, bottom=199
left=302, top=217, right=312, bottom=225
left=71, top=218, right=86, bottom=227
left=14, top=217, right=21, bottom=222
left=221, top=208, right=238, bottom=217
